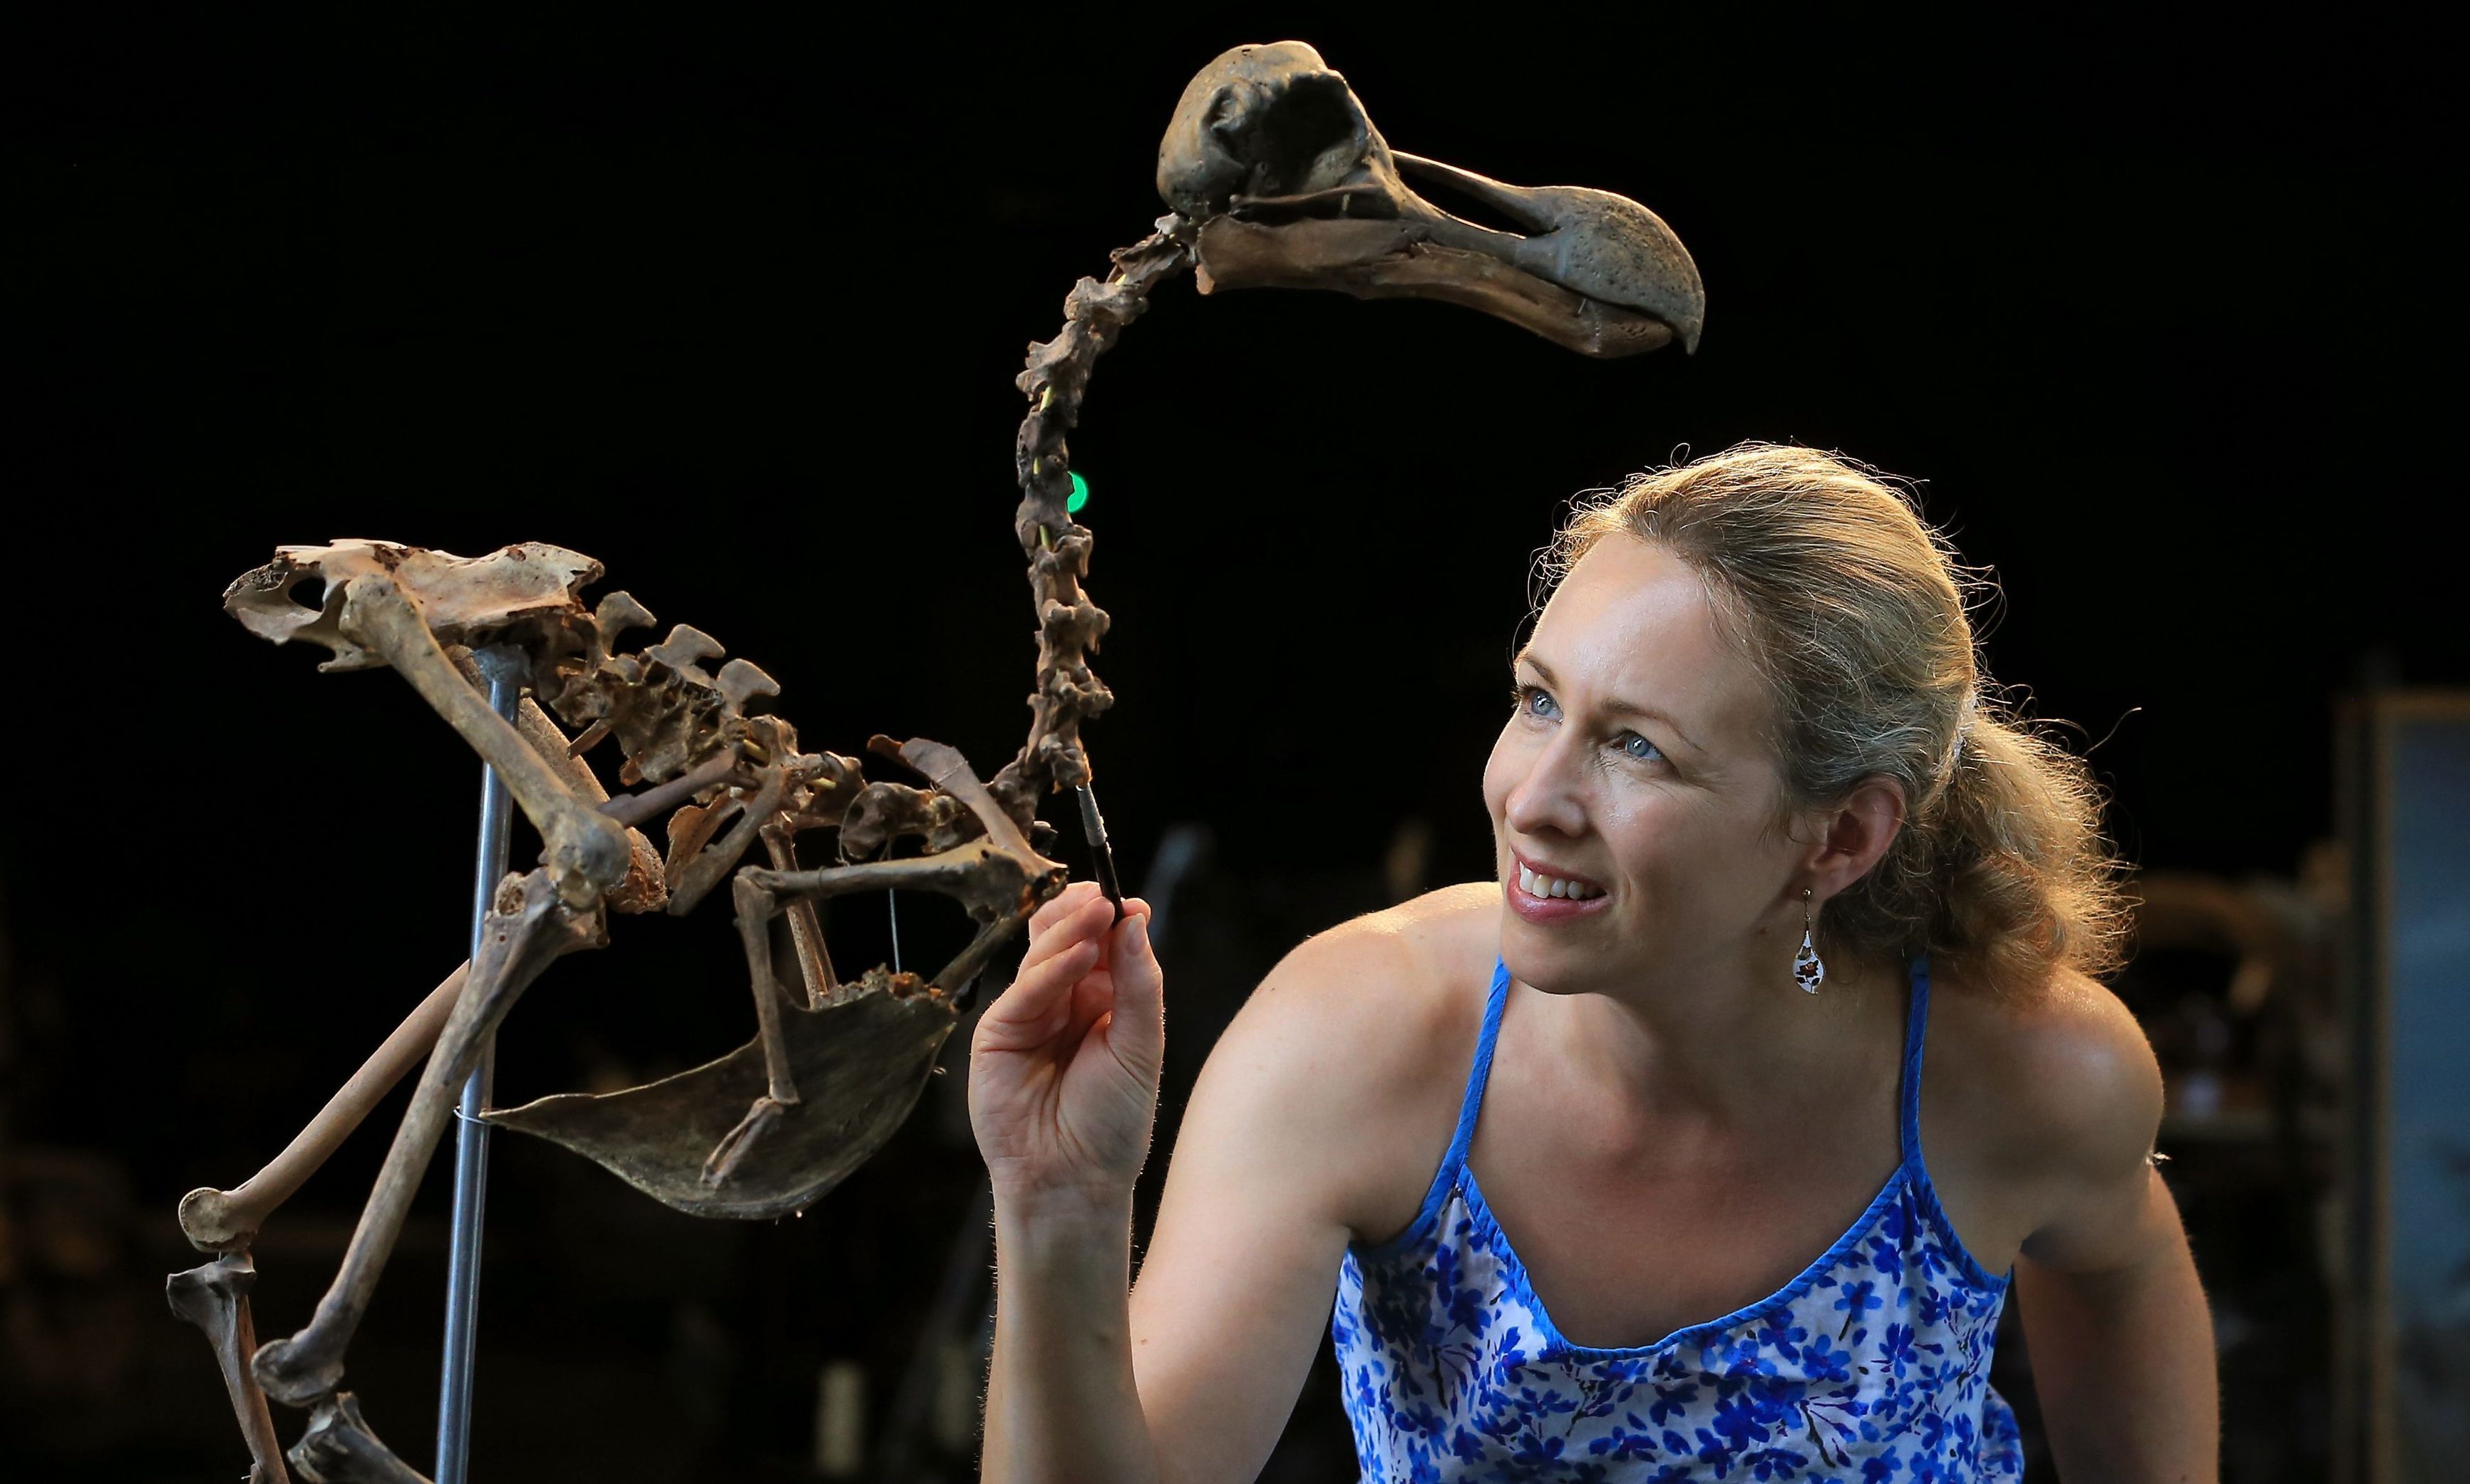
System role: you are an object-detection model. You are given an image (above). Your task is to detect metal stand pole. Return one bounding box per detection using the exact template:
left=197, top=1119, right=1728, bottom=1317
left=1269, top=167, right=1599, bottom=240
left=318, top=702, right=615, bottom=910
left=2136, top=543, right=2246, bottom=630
left=438, top=649, right=521, bottom=1484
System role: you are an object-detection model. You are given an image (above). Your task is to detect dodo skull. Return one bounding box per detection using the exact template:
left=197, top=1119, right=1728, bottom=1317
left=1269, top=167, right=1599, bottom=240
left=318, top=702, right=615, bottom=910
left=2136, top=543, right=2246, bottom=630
left=1158, top=41, right=1706, bottom=359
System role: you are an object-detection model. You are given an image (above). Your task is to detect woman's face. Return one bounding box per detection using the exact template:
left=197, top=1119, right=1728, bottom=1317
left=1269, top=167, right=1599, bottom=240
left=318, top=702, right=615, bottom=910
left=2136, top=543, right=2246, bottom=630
left=1482, top=535, right=1806, bottom=996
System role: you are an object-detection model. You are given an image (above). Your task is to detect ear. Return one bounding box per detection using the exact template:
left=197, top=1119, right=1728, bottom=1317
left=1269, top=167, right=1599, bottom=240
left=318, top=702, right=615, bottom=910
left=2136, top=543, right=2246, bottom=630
left=1803, top=775, right=1907, bottom=901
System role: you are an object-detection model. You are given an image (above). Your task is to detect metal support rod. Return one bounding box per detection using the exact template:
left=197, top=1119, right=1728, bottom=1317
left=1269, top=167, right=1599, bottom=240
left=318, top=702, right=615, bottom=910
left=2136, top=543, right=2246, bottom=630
left=438, top=648, right=522, bottom=1483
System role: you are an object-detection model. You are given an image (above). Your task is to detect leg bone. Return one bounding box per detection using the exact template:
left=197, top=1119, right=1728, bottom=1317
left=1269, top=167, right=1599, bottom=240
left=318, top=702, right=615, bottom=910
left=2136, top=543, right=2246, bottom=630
left=166, top=1252, right=293, bottom=1484
left=252, top=870, right=595, bottom=1408
left=761, top=819, right=837, bottom=1006
left=336, top=572, right=629, bottom=908
left=746, top=843, right=1029, bottom=917
left=703, top=871, right=803, bottom=1187
left=181, top=964, right=467, bottom=1253
left=289, top=1393, right=433, bottom=1484
left=511, top=694, right=667, bottom=913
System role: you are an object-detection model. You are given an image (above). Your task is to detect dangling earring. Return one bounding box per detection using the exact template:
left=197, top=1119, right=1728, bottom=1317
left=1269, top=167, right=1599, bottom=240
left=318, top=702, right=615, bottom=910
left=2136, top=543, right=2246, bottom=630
left=1793, top=887, right=1826, bottom=994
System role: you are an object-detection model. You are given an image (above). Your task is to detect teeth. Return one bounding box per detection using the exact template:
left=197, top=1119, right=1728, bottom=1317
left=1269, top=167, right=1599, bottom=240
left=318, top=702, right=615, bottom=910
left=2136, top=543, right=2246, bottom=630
left=1516, top=862, right=1602, bottom=902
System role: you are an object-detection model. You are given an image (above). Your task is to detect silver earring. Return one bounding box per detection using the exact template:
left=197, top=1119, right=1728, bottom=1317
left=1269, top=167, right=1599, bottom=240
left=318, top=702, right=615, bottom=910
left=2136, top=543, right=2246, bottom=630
left=1794, top=887, right=1825, bottom=994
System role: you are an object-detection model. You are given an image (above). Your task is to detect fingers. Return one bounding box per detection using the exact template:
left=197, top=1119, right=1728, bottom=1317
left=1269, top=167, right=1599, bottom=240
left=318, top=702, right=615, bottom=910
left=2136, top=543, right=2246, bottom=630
left=990, top=890, right=1152, bottom=1049
left=980, top=932, right=1101, bottom=1045
left=1022, top=886, right=1113, bottom=971
left=1029, top=880, right=1108, bottom=936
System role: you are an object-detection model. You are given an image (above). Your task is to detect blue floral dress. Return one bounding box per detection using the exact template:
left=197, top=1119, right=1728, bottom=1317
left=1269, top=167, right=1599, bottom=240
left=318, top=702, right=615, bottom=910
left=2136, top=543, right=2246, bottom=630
left=1332, top=957, right=2022, bottom=1481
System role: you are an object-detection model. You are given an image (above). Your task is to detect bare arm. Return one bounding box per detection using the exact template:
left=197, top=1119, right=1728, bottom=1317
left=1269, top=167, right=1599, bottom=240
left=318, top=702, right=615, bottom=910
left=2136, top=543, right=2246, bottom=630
left=2017, top=1169, right=2216, bottom=1482
left=974, top=885, right=1166, bottom=1484
left=2010, top=986, right=2219, bottom=1481
left=983, top=1191, right=1158, bottom=1484
left=1124, top=923, right=1449, bottom=1478
left=982, top=1095, right=1358, bottom=1484
left=974, top=886, right=1451, bottom=1484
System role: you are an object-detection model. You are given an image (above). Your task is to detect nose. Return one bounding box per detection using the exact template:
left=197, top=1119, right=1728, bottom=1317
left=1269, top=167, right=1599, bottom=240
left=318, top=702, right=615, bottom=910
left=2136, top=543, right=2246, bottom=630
left=1501, top=728, right=1590, bottom=841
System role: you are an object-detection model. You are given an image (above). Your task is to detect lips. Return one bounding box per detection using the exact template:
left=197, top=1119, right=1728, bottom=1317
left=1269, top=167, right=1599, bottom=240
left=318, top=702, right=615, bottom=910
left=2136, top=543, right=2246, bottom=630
left=1507, top=851, right=1610, bottom=923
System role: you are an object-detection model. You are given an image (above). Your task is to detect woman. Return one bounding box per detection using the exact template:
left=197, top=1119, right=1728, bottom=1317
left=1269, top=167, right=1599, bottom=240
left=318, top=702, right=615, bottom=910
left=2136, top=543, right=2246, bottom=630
left=970, top=445, right=2217, bottom=1481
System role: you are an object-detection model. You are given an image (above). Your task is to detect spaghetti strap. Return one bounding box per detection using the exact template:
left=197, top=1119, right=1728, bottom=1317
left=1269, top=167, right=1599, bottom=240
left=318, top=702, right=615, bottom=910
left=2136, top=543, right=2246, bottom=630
left=1899, top=952, right=1932, bottom=1173
left=1439, top=959, right=1513, bottom=1182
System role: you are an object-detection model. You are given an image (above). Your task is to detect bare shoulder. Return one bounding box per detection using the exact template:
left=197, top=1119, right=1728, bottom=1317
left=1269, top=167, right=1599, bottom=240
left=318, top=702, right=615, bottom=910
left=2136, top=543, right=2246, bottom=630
left=1930, top=965, right=2161, bottom=1175
left=1247, top=881, right=1494, bottom=1032
left=1222, top=881, right=1496, bottom=1118
left=1187, top=882, right=1499, bottom=1237
left=1921, top=964, right=2163, bottom=1257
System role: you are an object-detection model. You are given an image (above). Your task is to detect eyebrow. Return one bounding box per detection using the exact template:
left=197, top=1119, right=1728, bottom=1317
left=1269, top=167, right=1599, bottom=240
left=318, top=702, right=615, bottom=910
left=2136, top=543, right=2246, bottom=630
left=1518, top=651, right=1706, bottom=755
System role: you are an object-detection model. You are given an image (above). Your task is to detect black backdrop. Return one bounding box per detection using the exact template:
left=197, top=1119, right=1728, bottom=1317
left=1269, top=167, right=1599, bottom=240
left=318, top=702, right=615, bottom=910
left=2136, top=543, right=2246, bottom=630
left=1, top=11, right=2452, bottom=1480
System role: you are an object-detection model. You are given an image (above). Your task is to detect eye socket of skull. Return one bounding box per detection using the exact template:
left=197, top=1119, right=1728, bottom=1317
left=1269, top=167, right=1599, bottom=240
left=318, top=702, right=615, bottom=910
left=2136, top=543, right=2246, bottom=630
left=1215, top=72, right=1367, bottom=206
left=1158, top=41, right=1394, bottom=221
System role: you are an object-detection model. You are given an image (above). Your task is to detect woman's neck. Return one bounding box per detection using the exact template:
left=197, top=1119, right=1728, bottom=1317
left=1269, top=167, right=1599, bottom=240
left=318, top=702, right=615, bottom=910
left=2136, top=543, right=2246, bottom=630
left=1529, top=943, right=1909, bottom=1132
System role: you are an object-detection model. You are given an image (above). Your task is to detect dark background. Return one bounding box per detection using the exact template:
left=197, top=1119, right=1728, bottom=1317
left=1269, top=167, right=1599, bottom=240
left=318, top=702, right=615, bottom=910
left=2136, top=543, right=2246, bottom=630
left=0, top=11, right=2452, bottom=1481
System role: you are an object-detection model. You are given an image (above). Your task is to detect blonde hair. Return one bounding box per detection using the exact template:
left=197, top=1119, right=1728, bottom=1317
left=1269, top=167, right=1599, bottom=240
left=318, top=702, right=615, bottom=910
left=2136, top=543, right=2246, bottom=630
left=1545, top=443, right=2126, bottom=996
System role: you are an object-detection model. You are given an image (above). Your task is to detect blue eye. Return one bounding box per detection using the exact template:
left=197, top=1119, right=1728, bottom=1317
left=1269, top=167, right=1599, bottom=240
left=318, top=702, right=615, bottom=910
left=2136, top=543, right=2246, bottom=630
left=1521, top=686, right=1561, bottom=720
left=1618, top=733, right=1663, bottom=763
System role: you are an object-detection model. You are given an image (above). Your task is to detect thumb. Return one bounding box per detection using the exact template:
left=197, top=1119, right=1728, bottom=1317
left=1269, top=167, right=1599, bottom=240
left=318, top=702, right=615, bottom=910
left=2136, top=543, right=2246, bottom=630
left=1103, top=903, right=1164, bottom=1078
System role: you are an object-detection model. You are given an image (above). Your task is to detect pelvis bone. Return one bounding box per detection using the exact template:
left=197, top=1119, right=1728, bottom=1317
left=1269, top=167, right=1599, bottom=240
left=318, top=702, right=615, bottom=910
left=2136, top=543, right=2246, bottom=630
left=1159, top=40, right=1704, bottom=358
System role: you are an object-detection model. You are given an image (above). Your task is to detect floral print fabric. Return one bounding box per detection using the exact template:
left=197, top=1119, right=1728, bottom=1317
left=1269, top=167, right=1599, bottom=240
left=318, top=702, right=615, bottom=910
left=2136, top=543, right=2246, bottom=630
left=1332, top=958, right=2022, bottom=1482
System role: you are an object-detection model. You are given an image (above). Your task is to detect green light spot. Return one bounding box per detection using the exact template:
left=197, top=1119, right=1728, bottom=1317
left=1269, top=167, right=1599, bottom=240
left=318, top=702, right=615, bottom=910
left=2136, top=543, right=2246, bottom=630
left=1067, top=470, right=1089, bottom=515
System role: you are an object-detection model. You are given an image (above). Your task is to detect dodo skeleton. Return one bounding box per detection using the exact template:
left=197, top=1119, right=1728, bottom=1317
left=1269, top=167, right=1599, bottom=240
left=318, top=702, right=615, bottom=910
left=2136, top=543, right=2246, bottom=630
left=166, top=41, right=1707, bottom=1483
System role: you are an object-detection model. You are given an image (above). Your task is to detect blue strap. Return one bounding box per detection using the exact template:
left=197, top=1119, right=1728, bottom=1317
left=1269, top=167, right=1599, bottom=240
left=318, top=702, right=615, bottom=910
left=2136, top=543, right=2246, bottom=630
left=1441, top=959, right=1513, bottom=1182
left=1450, top=958, right=1928, bottom=1176
left=1899, top=953, right=1933, bottom=1173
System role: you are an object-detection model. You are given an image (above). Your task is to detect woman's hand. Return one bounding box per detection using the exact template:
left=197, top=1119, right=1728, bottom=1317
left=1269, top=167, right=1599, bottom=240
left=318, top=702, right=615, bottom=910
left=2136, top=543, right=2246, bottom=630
left=970, top=882, right=1163, bottom=1215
